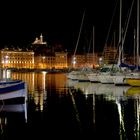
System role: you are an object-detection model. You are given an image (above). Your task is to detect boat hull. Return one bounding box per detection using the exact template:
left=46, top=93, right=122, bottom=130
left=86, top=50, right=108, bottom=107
left=0, top=82, right=26, bottom=94
left=126, top=79, right=140, bottom=86
left=0, top=82, right=27, bottom=101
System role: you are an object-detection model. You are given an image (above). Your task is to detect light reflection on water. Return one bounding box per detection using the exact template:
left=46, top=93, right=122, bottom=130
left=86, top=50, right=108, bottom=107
left=67, top=79, right=140, bottom=139
left=0, top=72, right=140, bottom=139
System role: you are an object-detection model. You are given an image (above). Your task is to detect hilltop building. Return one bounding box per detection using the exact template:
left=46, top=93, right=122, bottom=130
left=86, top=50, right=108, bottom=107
left=1, top=33, right=130, bottom=70
left=32, top=33, right=47, bottom=45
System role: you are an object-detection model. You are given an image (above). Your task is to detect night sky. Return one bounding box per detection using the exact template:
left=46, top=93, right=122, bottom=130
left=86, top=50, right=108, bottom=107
left=0, top=0, right=136, bottom=53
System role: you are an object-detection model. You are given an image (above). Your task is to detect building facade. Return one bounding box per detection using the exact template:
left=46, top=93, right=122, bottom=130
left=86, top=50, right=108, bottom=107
left=103, top=46, right=117, bottom=64
left=34, top=52, right=67, bottom=70
left=0, top=48, right=34, bottom=69
left=0, top=34, right=107, bottom=70
left=71, top=53, right=99, bottom=68
left=55, top=52, right=67, bottom=69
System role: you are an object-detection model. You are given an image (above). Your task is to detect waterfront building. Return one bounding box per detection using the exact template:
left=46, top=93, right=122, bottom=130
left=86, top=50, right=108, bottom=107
left=0, top=48, right=34, bottom=69
left=103, top=45, right=117, bottom=64
left=55, top=52, right=67, bottom=69
left=1, top=33, right=133, bottom=70
left=71, top=53, right=99, bottom=69
left=34, top=55, right=55, bottom=69
left=34, top=52, right=67, bottom=70
left=32, top=33, right=68, bottom=70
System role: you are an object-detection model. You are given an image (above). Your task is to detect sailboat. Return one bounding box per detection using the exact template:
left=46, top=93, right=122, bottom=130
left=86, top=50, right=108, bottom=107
left=66, top=11, right=85, bottom=80
left=112, top=0, right=139, bottom=85
left=122, top=0, right=140, bottom=86
left=66, top=11, right=90, bottom=82
left=86, top=26, right=102, bottom=83
left=95, top=0, right=121, bottom=84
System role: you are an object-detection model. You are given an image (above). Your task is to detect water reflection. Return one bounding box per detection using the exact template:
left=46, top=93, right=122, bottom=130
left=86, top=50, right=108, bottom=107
left=67, top=79, right=140, bottom=139
left=126, top=87, right=140, bottom=96
left=0, top=102, right=27, bottom=140
left=11, top=72, right=69, bottom=111
left=0, top=72, right=140, bottom=139
left=66, top=79, right=131, bottom=97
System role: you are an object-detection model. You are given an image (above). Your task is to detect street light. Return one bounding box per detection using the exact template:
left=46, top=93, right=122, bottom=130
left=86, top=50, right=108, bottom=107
left=72, top=56, right=76, bottom=68
left=99, top=57, right=103, bottom=67
left=42, top=56, right=45, bottom=69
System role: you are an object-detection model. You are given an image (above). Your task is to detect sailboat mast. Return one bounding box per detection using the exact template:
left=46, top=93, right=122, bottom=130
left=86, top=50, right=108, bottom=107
left=72, top=11, right=85, bottom=68
left=134, top=29, right=136, bottom=65
left=93, top=26, right=95, bottom=66
left=121, top=0, right=134, bottom=63
left=136, top=0, right=139, bottom=69
left=118, top=0, right=122, bottom=66
left=73, top=11, right=85, bottom=57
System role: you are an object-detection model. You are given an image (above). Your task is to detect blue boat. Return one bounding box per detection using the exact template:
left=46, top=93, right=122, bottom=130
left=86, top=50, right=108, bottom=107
left=0, top=81, right=27, bottom=101
left=0, top=79, right=22, bottom=85
left=0, top=81, right=25, bottom=93
left=0, top=68, right=27, bottom=101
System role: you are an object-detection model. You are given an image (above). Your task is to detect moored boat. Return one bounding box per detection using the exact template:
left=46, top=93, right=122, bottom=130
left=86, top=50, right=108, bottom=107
left=0, top=79, right=22, bottom=85
left=0, top=68, right=27, bottom=101
left=126, top=78, right=140, bottom=86
left=0, top=81, right=27, bottom=101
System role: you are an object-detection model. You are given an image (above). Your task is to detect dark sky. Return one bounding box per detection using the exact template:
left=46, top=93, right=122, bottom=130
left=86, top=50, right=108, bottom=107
left=0, top=0, right=135, bottom=53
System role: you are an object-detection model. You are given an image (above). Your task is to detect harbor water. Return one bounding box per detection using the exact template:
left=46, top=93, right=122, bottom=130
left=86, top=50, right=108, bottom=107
left=0, top=72, right=140, bottom=140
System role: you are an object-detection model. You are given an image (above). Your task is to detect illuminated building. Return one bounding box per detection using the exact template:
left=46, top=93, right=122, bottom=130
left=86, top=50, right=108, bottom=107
left=103, top=46, right=117, bottom=64
left=0, top=47, right=67, bottom=70
left=32, top=33, right=47, bottom=45
left=0, top=48, right=34, bottom=69
left=0, top=33, right=102, bottom=70
left=55, top=52, right=67, bottom=69
left=34, top=55, right=55, bottom=69
left=71, top=53, right=99, bottom=68
left=34, top=52, right=67, bottom=69
left=32, top=33, right=68, bottom=69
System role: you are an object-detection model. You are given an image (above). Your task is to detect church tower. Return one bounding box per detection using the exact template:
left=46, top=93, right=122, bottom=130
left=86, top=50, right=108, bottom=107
left=32, top=33, right=47, bottom=45
left=40, top=33, right=43, bottom=43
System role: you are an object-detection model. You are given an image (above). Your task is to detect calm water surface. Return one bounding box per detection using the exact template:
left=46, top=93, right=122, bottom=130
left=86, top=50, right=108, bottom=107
left=0, top=72, right=140, bottom=140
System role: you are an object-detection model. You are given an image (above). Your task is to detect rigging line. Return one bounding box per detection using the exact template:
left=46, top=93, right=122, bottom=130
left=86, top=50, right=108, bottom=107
left=102, top=0, right=119, bottom=56
left=136, top=0, right=139, bottom=68
left=87, top=28, right=93, bottom=53
left=116, top=0, right=134, bottom=65
left=112, top=0, right=134, bottom=68
left=119, top=0, right=134, bottom=52
left=110, top=31, right=115, bottom=47
left=105, top=0, right=119, bottom=45
left=121, top=0, right=134, bottom=49
left=73, top=10, right=85, bottom=57
left=88, top=35, right=92, bottom=53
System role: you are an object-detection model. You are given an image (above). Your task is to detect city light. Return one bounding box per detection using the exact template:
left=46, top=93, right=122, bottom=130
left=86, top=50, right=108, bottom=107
left=72, top=56, right=76, bottom=64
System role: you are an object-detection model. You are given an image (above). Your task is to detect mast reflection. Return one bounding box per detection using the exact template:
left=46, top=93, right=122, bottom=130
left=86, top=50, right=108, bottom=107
left=69, top=81, right=140, bottom=139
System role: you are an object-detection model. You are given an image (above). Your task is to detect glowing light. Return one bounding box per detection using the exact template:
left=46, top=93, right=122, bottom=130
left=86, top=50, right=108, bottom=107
left=72, top=56, right=76, bottom=64
left=99, top=57, right=102, bottom=61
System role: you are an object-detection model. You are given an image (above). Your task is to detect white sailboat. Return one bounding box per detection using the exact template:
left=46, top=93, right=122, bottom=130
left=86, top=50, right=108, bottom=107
left=66, top=11, right=86, bottom=81
left=114, top=0, right=140, bottom=86
left=125, top=0, right=140, bottom=86
left=96, top=0, right=121, bottom=84
left=86, top=26, right=101, bottom=83
left=67, top=11, right=90, bottom=82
